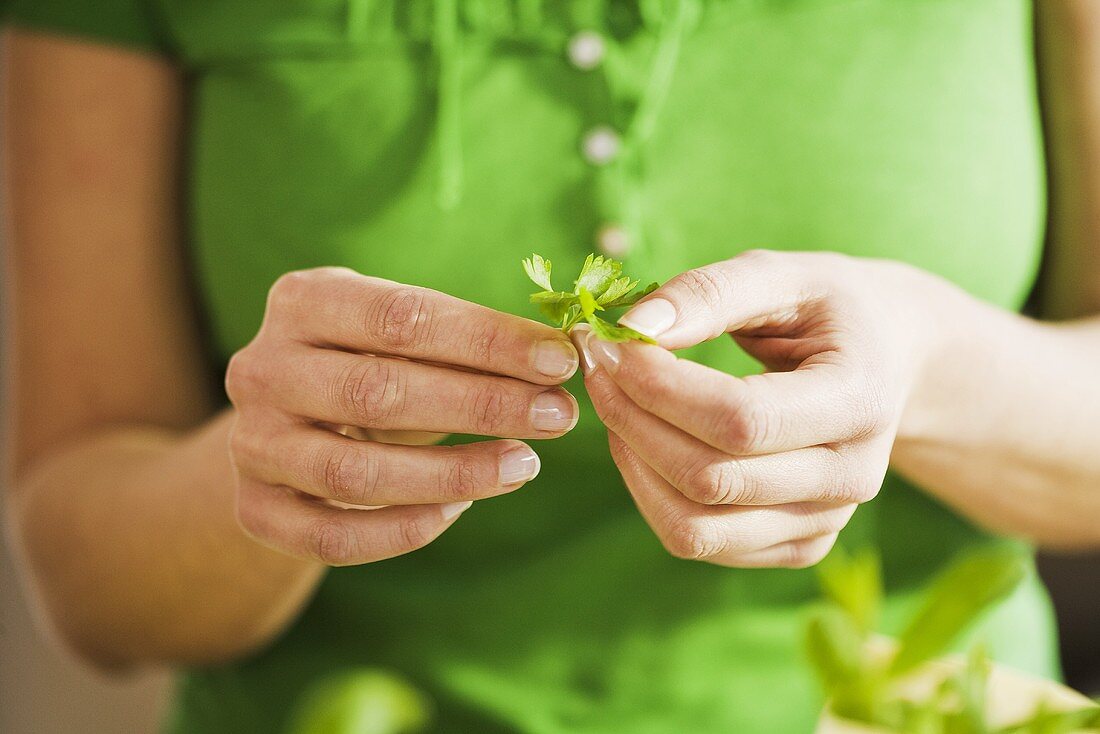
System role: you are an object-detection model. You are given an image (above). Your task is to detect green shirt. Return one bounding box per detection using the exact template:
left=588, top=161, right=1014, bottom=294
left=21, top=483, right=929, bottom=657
left=4, top=1, right=1061, bottom=731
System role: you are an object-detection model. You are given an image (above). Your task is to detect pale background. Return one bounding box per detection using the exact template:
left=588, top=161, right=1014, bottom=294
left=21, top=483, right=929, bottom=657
left=1, top=504, right=170, bottom=733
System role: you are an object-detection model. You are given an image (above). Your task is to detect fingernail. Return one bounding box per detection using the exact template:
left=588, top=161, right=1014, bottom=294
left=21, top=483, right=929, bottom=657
left=533, top=339, right=579, bottom=380
left=586, top=332, right=621, bottom=372
left=529, top=390, right=579, bottom=433
left=619, top=298, right=676, bottom=339
left=499, top=446, right=541, bottom=485
left=440, top=500, right=472, bottom=521
left=569, top=323, right=597, bottom=375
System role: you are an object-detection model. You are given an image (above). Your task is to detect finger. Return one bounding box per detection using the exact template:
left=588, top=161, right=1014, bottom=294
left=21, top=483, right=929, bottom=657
left=723, top=534, right=840, bottom=569
left=333, top=425, right=448, bottom=445
left=584, top=366, right=884, bottom=505
left=233, top=423, right=540, bottom=506
left=236, top=478, right=472, bottom=566
left=607, top=432, right=857, bottom=564
left=586, top=332, right=886, bottom=453
left=266, top=268, right=579, bottom=384
left=262, top=347, right=579, bottom=439
left=616, top=249, right=834, bottom=349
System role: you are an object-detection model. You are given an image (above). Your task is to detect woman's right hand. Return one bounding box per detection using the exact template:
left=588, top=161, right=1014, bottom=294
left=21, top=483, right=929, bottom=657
left=225, top=267, right=580, bottom=566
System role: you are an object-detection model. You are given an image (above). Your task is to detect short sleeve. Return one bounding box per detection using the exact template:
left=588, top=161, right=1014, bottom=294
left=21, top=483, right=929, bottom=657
left=0, top=0, right=168, bottom=54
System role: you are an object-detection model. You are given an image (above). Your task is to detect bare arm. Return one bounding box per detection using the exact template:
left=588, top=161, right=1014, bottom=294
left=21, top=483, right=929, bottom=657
left=570, top=5, right=1100, bottom=565
left=1, top=30, right=324, bottom=668
left=2, top=29, right=579, bottom=669
left=886, top=0, right=1100, bottom=550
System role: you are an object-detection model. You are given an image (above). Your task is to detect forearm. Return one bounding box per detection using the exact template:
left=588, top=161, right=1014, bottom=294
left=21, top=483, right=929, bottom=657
left=893, top=282, right=1100, bottom=549
left=5, top=410, right=325, bottom=669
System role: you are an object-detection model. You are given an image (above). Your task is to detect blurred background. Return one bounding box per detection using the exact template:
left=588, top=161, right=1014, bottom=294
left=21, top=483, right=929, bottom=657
left=0, top=505, right=170, bottom=732
left=1039, top=553, right=1100, bottom=696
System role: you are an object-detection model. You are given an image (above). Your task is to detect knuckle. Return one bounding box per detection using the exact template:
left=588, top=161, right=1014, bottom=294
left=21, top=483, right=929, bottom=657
left=368, top=286, right=432, bottom=352
left=309, top=518, right=357, bottom=566
left=311, top=265, right=357, bottom=279
left=816, top=454, right=860, bottom=504
left=847, top=371, right=894, bottom=438
left=662, top=516, right=724, bottom=561
left=675, top=458, right=748, bottom=506
left=778, top=537, right=835, bottom=569
left=776, top=542, right=817, bottom=569
left=737, top=248, right=780, bottom=269
left=224, top=349, right=264, bottom=404
left=820, top=448, right=884, bottom=504
left=227, top=422, right=260, bottom=469
left=464, top=321, right=505, bottom=368
left=464, top=385, right=523, bottom=435
left=606, top=431, right=630, bottom=465
left=268, top=270, right=310, bottom=307
left=392, top=514, right=433, bottom=553
left=850, top=470, right=883, bottom=504
left=270, top=267, right=352, bottom=307
left=817, top=479, right=857, bottom=505
left=785, top=501, right=825, bottom=537
left=443, top=453, right=485, bottom=500
left=591, top=385, right=630, bottom=432
left=676, top=266, right=731, bottom=313
left=334, top=359, right=402, bottom=426
left=715, top=394, right=773, bottom=454
left=315, top=445, right=369, bottom=504
left=710, top=461, right=755, bottom=505
left=830, top=471, right=880, bottom=505
left=468, top=387, right=506, bottom=434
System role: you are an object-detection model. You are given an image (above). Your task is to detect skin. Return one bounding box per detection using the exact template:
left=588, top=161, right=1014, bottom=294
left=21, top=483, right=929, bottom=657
left=2, top=1, right=1099, bottom=669
left=571, top=0, right=1100, bottom=565
left=575, top=251, right=1100, bottom=569
left=2, top=30, right=579, bottom=668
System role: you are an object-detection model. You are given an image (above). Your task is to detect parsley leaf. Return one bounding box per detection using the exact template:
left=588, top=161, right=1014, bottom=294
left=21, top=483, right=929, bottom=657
left=574, top=254, right=623, bottom=298
left=522, top=253, right=659, bottom=343
left=529, top=290, right=576, bottom=323
left=588, top=317, right=656, bottom=344
left=596, top=277, right=638, bottom=306
left=602, top=281, right=659, bottom=309
left=521, top=254, right=554, bottom=291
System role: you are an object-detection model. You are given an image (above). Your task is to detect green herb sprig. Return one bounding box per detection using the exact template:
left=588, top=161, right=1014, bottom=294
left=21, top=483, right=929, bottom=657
left=522, top=253, right=660, bottom=343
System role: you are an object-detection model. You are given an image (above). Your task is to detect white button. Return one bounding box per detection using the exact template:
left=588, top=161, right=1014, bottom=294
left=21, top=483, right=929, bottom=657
left=582, top=126, right=621, bottom=165
left=567, top=31, right=605, bottom=70
left=597, top=224, right=631, bottom=257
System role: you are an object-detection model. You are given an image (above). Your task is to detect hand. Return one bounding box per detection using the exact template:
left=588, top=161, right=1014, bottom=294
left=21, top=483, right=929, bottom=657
left=575, top=250, right=938, bottom=568
left=226, top=267, right=580, bottom=566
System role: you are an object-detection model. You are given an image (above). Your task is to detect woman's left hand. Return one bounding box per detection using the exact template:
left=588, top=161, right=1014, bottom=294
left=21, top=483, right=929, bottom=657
left=574, top=249, right=944, bottom=569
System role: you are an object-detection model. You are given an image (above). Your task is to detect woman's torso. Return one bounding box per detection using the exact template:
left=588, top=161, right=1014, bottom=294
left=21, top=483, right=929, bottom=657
left=126, top=1, right=1057, bottom=731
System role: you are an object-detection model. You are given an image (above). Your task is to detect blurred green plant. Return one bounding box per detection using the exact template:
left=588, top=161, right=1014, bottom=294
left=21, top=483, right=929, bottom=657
left=807, top=546, right=1100, bottom=733
left=286, top=669, right=432, bottom=734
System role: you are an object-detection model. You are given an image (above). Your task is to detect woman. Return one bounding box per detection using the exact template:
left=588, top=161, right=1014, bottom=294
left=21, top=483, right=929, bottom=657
left=3, top=1, right=1099, bottom=731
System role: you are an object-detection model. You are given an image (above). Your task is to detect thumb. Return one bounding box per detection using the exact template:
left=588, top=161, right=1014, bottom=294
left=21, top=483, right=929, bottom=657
left=618, top=250, right=825, bottom=350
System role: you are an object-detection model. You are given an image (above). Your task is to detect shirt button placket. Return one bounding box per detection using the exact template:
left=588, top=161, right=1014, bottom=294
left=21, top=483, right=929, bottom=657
left=596, top=224, right=631, bottom=258
left=581, top=126, right=621, bottom=167
left=567, top=30, right=606, bottom=71
left=568, top=25, right=634, bottom=259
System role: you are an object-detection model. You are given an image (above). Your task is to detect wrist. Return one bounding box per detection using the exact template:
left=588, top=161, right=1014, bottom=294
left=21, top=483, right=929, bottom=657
left=893, top=269, right=1030, bottom=444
